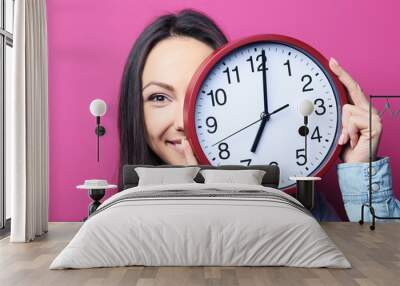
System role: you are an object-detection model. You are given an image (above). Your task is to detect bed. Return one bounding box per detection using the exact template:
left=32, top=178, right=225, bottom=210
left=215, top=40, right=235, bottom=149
left=50, top=165, right=350, bottom=269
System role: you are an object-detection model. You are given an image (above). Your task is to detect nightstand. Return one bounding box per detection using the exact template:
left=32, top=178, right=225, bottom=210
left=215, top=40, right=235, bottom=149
left=77, top=180, right=117, bottom=220
left=289, top=176, right=321, bottom=210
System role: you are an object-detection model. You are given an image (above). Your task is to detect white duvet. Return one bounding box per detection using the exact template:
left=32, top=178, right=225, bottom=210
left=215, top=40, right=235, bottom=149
left=50, top=183, right=351, bottom=269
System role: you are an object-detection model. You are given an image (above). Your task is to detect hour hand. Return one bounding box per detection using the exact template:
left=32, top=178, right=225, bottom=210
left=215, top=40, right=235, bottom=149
left=250, top=117, right=268, bottom=153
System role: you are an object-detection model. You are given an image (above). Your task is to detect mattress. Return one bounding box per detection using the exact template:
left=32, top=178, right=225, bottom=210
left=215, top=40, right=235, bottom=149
left=50, top=183, right=350, bottom=269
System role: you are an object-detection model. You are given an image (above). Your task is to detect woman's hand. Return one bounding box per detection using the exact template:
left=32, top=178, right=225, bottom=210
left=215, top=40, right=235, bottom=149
left=329, top=58, right=382, bottom=163
left=182, top=138, right=199, bottom=165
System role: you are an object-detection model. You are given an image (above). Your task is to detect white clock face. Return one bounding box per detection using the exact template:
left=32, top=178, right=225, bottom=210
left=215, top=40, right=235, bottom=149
left=193, top=41, right=342, bottom=189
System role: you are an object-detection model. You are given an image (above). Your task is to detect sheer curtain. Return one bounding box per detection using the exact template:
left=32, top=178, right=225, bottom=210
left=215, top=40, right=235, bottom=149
left=7, top=0, right=49, bottom=242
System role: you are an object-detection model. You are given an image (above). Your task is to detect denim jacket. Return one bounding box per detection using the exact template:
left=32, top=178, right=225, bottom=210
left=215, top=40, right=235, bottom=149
left=310, top=157, right=400, bottom=221
left=337, top=157, right=400, bottom=222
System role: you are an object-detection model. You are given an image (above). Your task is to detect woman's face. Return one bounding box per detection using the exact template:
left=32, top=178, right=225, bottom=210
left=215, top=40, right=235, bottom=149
left=142, top=36, right=214, bottom=164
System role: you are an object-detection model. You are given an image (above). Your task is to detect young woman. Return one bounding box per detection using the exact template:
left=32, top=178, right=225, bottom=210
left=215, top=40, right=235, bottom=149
left=118, top=9, right=400, bottom=221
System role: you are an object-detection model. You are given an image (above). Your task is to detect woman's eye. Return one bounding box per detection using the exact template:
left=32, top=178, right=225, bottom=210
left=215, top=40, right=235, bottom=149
left=149, top=94, right=169, bottom=102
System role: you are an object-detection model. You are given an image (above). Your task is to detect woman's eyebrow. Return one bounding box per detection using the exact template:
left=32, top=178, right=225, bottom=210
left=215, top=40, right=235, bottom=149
left=142, top=81, right=175, bottom=92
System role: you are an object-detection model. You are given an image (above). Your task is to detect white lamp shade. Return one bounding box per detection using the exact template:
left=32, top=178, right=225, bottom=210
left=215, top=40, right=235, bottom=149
left=90, top=99, right=107, bottom=117
left=298, top=99, right=314, bottom=116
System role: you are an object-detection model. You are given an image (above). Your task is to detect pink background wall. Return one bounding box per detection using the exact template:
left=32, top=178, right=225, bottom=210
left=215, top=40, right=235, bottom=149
left=47, top=0, right=400, bottom=221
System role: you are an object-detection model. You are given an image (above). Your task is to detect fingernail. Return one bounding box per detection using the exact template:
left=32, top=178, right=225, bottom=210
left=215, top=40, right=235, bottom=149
left=350, top=140, right=354, bottom=149
left=338, top=134, right=344, bottom=145
left=330, top=57, right=339, bottom=66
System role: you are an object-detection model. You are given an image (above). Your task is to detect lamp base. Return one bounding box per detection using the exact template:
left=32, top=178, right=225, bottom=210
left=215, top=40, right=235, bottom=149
left=88, top=189, right=105, bottom=216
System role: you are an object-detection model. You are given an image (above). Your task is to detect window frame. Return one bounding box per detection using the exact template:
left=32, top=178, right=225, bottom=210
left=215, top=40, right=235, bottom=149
left=0, top=0, right=14, bottom=231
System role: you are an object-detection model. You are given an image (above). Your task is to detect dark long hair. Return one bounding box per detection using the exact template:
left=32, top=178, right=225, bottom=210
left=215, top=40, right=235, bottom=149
left=118, top=9, right=228, bottom=190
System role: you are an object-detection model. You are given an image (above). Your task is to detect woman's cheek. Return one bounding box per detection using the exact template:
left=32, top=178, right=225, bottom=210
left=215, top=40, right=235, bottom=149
left=144, top=104, right=174, bottom=144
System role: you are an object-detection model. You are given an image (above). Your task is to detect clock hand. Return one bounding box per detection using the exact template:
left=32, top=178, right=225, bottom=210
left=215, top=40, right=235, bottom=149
left=212, top=117, right=264, bottom=147
left=261, top=49, right=269, bottom=114
left=212, top=104, right=289, bottom=147
left=250, top=117, right=268, bottom=153
left=251, top=50, right=269, bottom=153
left=268, top=103, right=289, bottom=116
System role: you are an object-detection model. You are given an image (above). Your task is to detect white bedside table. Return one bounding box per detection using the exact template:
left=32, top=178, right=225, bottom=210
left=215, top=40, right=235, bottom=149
left=77, top=180, right=117, bottom=219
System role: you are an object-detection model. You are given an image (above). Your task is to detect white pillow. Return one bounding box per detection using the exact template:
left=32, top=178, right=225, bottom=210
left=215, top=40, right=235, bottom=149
left=200, top=169, right=266, bottom=185
left=135, top=167, right=200, bottom=186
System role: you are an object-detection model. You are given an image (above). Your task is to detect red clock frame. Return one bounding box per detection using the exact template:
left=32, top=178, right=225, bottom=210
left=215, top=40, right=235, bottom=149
left=184, top=34, right=348, bottom=193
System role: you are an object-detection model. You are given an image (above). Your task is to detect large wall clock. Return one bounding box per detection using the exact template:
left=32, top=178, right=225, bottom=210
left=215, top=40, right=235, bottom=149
left=184, top=34, right=347, bottom=192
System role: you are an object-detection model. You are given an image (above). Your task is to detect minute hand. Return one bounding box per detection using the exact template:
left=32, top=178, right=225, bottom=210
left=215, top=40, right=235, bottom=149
left=251, top=50, right=269, bottom=153
left=261, top=49, right=269, bottom=114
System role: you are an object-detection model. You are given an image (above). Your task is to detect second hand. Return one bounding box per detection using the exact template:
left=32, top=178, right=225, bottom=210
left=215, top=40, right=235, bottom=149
left=211, top=104, right=289, bottom=147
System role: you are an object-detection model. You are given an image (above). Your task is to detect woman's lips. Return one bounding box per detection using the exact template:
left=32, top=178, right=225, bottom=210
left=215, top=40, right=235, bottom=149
left=166, top=140, right=185, bottom=155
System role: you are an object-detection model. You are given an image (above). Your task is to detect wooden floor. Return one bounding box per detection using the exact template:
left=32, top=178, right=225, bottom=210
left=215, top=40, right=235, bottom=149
left=0, top=222, right=399, bottom=286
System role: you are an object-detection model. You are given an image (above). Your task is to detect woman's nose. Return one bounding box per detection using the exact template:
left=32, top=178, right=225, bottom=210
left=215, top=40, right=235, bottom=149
left=174, top=100, right=185, bottom=132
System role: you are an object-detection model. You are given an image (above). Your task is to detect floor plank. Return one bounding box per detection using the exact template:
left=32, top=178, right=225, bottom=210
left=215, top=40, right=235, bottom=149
left=0, top=222, right=399, bottom=286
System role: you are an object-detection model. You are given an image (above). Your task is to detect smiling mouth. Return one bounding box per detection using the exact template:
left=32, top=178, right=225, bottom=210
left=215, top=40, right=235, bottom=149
left=166, top=139, right=185, bottom=154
